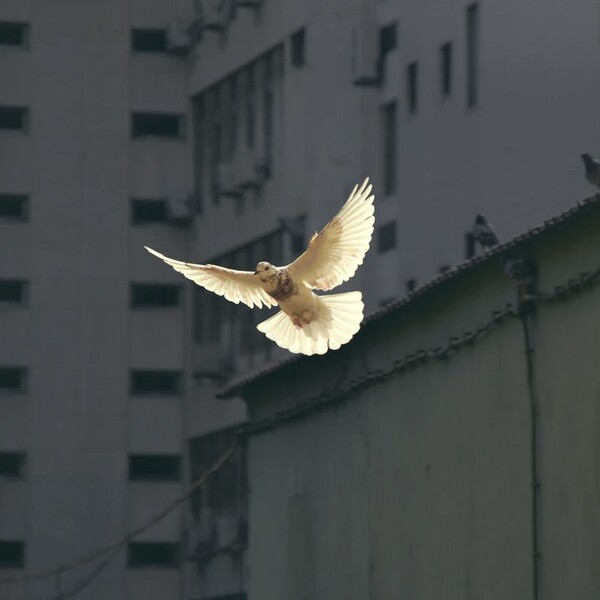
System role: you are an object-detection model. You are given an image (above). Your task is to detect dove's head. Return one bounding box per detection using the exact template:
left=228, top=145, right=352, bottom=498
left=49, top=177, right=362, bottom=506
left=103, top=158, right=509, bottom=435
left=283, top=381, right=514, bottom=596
left=254, top=261, right=276, bottom=281
left=582, top=153, right=593, bottom=165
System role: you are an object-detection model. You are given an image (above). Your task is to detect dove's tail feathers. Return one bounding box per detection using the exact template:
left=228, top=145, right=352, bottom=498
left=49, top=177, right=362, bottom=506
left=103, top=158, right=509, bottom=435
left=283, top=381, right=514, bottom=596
left=318, top=291, right=364, bottom=351
left=256, top=291, right=364, bottom=356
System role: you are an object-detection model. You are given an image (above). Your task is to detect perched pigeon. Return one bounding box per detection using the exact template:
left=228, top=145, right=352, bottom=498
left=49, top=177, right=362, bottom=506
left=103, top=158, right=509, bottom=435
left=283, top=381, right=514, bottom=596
left=146, top=179, right=375, bottom=356
left=471, top=214, right=499, bottom=249
left=581, top=153, right=600, bottom=187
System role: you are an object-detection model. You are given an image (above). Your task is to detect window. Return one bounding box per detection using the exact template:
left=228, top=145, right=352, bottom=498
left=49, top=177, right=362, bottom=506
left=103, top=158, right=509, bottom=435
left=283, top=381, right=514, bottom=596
left=263, top=54, right=274, bottom=174
left=406, top=62, right=418, bottom=114
left=227, top=76, right=238, bottom=160
left=208, top=87, right=223, bottom=204
left=131, top=199, right=167, bottom=224
left=0, top=367, right=26, bottom=393
left=466, top=3, right=479, bottom=107
left=0, top=541, right=25, bottom=569
left=0, top=22, right=28, bottom=47
left=129, top=455, right=181, bottom=482
left=192, top=94, right=205, bottom=212
left=290, top=28, right=305, bottom=67
left=0, top=194, right=28, bottom=220
left=0, top=453, right=26, bottom=478
left=131, top=284, right=181, bottom=308
left=130, top=370, right=182, bottom=395
left=379, top=23, right=397, bottom=57
left=190, top=428, right=244, bottom=517
left=131, top=112, right=183, bottom=138
left=381, top=102, right=397, bottom=196
left=245, top=66, right=255, bottom=148
left=0, top=107, right=28, bottom=132
left=440, top=43, right=452, bottom=97
left=127, top=542, right=181, bottom=568
left=131, top=28, right=167, bottom=52
left=0, top=280, right=27, bottom=304
left=378, top=221, right=397, bottom=253
left=193, top=230, right=283, bottom=353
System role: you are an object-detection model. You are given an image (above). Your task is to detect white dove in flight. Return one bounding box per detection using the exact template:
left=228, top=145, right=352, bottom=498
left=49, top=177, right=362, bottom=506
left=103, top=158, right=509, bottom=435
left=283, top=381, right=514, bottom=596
left=145, top=178, right=375, bottom=356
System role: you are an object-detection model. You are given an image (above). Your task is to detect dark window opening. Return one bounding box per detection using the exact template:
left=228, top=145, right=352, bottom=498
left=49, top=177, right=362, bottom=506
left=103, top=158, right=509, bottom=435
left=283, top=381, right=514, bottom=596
left=378, top=22, right=397, bottom=80
left=0, top=280, right=27, bottom=303
left=440, top=42, right=452, bottom=97
left=263, top=55, right=274, bottom=174
left=0, top=107, right=28, bottom=131
left=131, top=199, right=167, bottom=224
left=192, top=230, right=284, bottom=354
left=193, top=287, right=206, bottom=344
left=227, top=77, right=238, bottom=160
left=127, top=542, right=181, bottom=568
left=378, top=221, right=397, bottom=253
left=131, top=284, right=181, bottom=308
left=405, top=278, right=417, bottom=293
left=211, top=120, right=223, bottom=203
left=465, top=232, right=476, bottom=259
left=0, top=367, right=26, bottom=393
left=379, top=23, right=397, bottom=57
left=129, top=455, right=181, bottom=481
left=207, top=291, right=222, bottom=344
left=190, top=428, right=244, bottom=517
left=0, top=22, right=28, bottom=47
left=0, top=453, right=26, bottom=478
left=131, top=112, right=183, bottom=138
left=131, top=28, right=167, bottom=52
left=0, top=541, right=25, bottom=569
left=466, top=3, right=479, bottom=107
left=245, top=67, right=255, bottom=148
left=192, top=95, right=205, bottom=213
left=381, top=102, right=397, bottom=196
left=130, top=370, right=182, bottom=395
left=407, top=62, right=418, bottom=114
left=290, top=28, right=305, bottom=67
left=0, top=194, right=28, bottom=220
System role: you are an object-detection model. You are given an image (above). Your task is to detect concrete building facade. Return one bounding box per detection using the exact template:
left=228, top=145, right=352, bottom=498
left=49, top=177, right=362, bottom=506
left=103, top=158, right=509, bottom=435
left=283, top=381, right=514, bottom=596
left=184, top=1, right=600, bottom=596
left=0, top=1, right=192, bottom=599
left=223, top=199, right=600, bottom=600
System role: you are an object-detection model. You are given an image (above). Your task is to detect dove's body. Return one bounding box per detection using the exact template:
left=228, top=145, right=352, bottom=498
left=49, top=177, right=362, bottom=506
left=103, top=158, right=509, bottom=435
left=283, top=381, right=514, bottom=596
left=145, top=178, right=375, bottom=356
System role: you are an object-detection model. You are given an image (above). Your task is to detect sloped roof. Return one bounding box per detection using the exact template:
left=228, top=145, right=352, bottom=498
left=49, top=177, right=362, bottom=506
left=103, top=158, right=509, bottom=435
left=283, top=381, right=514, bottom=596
left=219, top=192, right=600, bottom=398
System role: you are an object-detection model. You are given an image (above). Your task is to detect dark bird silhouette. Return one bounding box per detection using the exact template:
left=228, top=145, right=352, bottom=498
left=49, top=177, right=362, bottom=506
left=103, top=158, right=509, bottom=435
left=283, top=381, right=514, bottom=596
left=581, top=153, right=600, bottom=188
left=471, top=214, right=499, bottom=250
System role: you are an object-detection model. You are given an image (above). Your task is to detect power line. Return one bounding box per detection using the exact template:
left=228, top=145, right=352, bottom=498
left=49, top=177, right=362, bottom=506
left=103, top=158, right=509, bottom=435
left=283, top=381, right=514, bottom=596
left=0, top=439, right=240, bottom=590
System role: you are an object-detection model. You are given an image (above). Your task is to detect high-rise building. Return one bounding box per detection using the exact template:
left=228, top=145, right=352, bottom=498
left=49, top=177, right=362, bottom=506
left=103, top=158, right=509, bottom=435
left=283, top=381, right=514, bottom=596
left=0, top=2, right=192, bottom=599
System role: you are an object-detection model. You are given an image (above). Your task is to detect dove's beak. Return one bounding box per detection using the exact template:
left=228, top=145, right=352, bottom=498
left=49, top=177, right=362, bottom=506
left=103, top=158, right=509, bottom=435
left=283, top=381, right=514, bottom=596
left=253, top=270, right=259, bottom=275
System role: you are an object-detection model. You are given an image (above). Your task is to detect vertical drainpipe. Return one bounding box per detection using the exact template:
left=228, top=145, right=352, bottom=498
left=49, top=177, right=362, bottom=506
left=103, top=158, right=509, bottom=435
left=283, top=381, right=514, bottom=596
left=517, top=279, right=541, bottom=600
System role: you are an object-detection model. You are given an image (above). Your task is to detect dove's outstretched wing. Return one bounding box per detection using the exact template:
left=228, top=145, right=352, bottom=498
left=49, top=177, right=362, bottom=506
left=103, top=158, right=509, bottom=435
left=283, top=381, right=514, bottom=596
left=145, top=247, right=277, bottom=309
left=287, top=178, right=375, bottom=291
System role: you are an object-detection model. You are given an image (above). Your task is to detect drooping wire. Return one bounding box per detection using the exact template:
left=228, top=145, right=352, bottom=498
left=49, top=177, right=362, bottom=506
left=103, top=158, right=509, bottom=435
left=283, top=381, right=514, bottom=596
left=0, top=440, right=240, bottom=588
